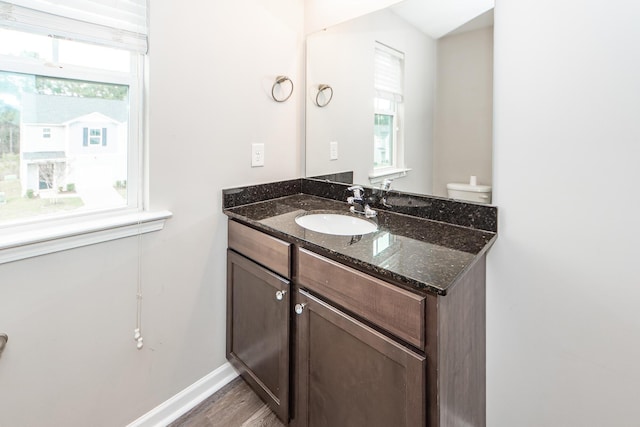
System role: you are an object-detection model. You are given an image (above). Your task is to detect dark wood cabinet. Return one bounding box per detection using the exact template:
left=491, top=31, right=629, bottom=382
left=293, top=289, right=425, bottom=427
left=227, top=219, right=487, bottom=426
left=297, top=248, right=426, bottom=349
left=226, top=249, right=290, bottom=422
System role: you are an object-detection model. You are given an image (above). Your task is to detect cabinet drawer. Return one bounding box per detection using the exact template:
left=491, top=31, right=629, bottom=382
left=297, top=248, right=425, bottom=349
left=228, top=221, right=291, bottom=278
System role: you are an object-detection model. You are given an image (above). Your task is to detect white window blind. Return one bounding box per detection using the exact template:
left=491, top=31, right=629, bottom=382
left=0, top=0, right=148, bottom=53
left=374, top=42, right=404, bottom=102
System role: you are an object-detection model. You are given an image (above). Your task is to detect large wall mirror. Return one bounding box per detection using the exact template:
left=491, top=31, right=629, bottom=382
left=305, top=0, right=494, bottom=199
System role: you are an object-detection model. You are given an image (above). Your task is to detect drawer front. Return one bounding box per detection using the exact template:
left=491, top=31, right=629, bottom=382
left=228, top=221, right=291, bottom=278
left=297, top=248, right=425, bottom=349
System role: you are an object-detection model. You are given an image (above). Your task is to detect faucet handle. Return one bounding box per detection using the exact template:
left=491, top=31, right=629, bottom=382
left=364, top=205, right=377, bottom=217
left=347, top=185, right=364, bottom=199
left=381, top=179, right=393, bottom=191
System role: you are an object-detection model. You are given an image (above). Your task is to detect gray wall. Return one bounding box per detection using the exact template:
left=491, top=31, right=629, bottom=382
left=433, top=26, right=493, bottom=197
left=488, top=0, right=640, bottom=425
left=0, top=0, right=303, bottom=425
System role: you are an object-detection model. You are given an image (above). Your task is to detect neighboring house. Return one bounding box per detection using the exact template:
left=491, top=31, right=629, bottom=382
left=19, top=94, right=127, bottom=195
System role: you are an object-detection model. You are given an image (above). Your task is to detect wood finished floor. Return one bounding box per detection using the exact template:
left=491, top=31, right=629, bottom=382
left=169, top=377, right=285, bottom=427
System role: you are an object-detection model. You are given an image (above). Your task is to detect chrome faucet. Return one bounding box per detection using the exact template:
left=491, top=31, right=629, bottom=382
left=380, top=179, right=393, bottom=207
left=347, top=185, right=377, bottom=217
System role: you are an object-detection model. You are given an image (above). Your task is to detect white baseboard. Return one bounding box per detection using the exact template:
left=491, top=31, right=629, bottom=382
left=127, top=362, right=238, bottom=427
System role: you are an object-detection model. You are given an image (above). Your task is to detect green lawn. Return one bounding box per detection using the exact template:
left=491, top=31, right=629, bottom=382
left=0, top=179, right=84, bottom=222
left=0, top=153, right=19, bottom=178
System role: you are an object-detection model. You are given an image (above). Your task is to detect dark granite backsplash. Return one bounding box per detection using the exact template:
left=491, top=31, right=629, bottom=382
left=224, top=177, right=497, bottom=233
left=307, top=171, right=354, bottom=184
left=223, top=178, right=300, bottom=209
left=375, top=189, right=497, bottom=233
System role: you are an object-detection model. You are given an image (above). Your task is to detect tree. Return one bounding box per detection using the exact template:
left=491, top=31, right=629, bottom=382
left=0, top=105, right=20, bottom=155
left=38, top=160, right=71, bottom=202
left=36, top=77, right=128, bottom=100
left=0, top=71, right=34, bottom=156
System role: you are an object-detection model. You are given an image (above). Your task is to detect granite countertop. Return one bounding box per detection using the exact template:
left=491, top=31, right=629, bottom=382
left=224, top=192, right=496, bottom=296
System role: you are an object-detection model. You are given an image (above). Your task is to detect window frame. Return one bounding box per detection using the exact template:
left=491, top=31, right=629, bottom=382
left=0, top=28, right=170, bottom=264
left=0, top=39, right=144, bottom=226
left=90, top=128, right=101, bottom=145
left=371, top=42, right=409, bottom=183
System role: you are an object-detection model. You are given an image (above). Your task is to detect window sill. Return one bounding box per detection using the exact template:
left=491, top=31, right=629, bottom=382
left=0, top=210, right=173, bottom=265
left=368, top=168, right=412, bottom=184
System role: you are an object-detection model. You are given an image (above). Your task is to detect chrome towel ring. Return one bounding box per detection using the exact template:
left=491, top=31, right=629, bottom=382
left=0, top=333, right=7, bottom=357
left=271, top=75, right=294, bottom=102
left=315, top=84, right=333, bottom=107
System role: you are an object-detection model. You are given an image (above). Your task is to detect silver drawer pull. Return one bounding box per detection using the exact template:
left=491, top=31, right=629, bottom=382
left=295, top=303, right=306, bottom=315
left=275, top=290, right=287, bottom=301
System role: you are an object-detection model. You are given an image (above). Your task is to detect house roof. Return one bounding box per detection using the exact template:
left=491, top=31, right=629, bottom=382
left=21, top=93, right=128, bottom=124
left=22, top=151, right=66, bottom=160
left=62, top=112, right=121, bottom=126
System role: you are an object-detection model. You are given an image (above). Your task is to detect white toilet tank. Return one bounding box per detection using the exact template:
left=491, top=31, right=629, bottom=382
left=447, top=182, right=492, bottom=204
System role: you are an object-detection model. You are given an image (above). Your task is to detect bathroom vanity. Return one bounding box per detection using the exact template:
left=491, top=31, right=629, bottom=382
left=224, top=178, right=497, bottom=427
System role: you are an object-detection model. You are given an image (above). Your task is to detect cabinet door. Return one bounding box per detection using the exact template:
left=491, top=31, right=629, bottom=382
left=294, top=290, right=425, bottom=427
left=227, top=249, right=290, bottom=422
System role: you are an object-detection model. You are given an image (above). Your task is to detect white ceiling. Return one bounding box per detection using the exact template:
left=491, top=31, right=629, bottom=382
left=390, top=0, right=494, bottom=39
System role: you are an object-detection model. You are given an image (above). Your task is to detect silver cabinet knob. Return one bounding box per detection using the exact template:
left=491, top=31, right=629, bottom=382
left=294, top=303, right=306, bottom=315
left=275, top=290, right=287, bottom=301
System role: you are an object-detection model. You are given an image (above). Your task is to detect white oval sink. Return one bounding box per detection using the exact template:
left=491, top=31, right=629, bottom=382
left=295, top=213, right=377, bottom=236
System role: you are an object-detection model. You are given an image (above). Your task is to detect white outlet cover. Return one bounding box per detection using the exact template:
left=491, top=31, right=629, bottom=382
left=252, top=143, right=265, bottom=167
left=329, top=141, right=338, bottom=160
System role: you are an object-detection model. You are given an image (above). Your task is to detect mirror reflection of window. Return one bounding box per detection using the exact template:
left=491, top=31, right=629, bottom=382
left=373, top=231, right=391, bottom=256
left=373, top=42, right=404, bottom=171
left=374, top=98, right=395, bottom=168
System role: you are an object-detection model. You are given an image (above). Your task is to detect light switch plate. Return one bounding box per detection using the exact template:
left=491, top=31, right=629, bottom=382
left=252, top=143, right=265, bottom=167
left=329, top=141, right=338, bottom=160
